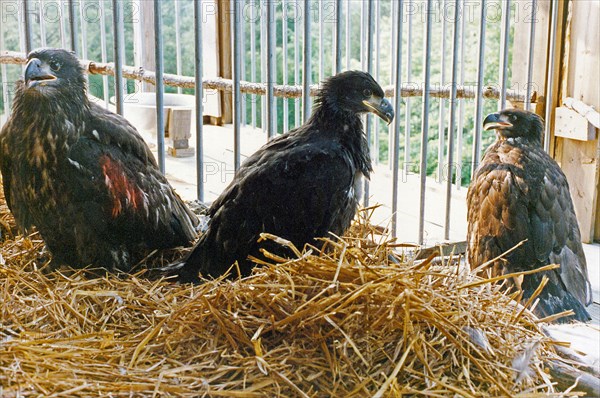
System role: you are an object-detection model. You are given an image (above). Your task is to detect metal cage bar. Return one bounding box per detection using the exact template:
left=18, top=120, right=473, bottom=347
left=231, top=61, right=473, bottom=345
left=23, top=0, right=33, bottom=53
left=112, top=0, right=125, bottom=115
left=266, top=0, right=276, bottom=139
left=68, top=0, right=79, bottom=54
left=99, top=0, right=110, bottom=106
left=174, top=0, right=183, bottom=95
left=302, top=0, right=311, bottom=122
left=232, top=0, right=242, bottom=170
left=525, top=0, right=537, bottom=112
left=418, top=0, right=434, bottom=245
left=334, top=0, right=342, bottom=74
left=39, top=0, right=47, bottom=47
left=444, top=0, right=462, bottom=240
left=403, top=1, right=413, bottom=177
left=363, top=0, right=375, bottom=206
left=437, top=0, right=447, bottom=183
left=499, top=0, right=511, bottom=110
left=154, top=0, right=166, bottom=173
left=472, top=0, right=487, bottom=177
left=391, top=0, right=404, bottom=238
left=194, top=0, right=204, bottom=201
left=282, top=0, right=289, bottom=133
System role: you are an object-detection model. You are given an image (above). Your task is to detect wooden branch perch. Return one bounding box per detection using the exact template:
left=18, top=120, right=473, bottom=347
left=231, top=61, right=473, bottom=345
left=1, top=50, right=532, bottom=102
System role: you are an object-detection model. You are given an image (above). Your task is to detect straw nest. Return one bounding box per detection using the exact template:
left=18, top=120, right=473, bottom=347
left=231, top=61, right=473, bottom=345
left=0, top=197, right=584, bottom=397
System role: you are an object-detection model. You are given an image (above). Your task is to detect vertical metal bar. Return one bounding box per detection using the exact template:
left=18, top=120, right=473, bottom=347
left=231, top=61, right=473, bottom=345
left=112, top=0, right=125, bottom=115
left=0, top=13, right=10, bottom=115
left=23, top=0, right=33, bottom=53
left=250, top=2, right=257, bottom=129
left=260, top=2, right=266, bottom=132
left=99, top=0, right=109, bottom=106
left=418, top=0, right=433, bottom=245
left=403, top=0, right=413, bottom=176
left=544, top=0, right=558, bottom=153
left=372, top=0, right=380, bottom=166
left=174, top=0, right=183, bottom=94
left=334, top=0, right=342, bottom=74
left=240, top=0, right=246, bottom=125
left=360, top=0, right=366, bottom=71
left=302, top=0, right=311, bottom=121
left=525, top=0, right=537, bottom=112
left=68, top=0, right=79, bottom=54
left=294, top=1, right=300, bottom=127
left=388, top=0, right=397, bottom=172
left=283, top=0, right=289, bottom=133
left=455, top=1, right=466, bottom=189
left=363, top=0, right=374, bottom=206
left=80, top=0, right=88, bottom=59
left=59, top=0, right=67, bottom=48
left=444, top=0, right=461, bottom=240
left=232, top=0, right=242, bottom=169
left=437, top=0, right=447, bottom=183
left=194, top=0, right=204, bottom=201
left=391, top=0, right=403, bottom=238
left=345, top=0, right=351, bottom=70
left=154, top=0, right=165, bottom=174
left=318, top=1, right=324, bottom=81
left=266, top=0, right=276, bottom=138
left=40, top=0, right=47, bottom=47
left=498, top=0, right=511, bottom=109
left=471, top=0, right=487, bottom=178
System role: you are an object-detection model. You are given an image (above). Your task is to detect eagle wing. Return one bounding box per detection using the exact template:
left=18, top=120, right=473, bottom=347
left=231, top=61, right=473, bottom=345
left=537, top=153, right=592, bottom=306
left=65, top=103, right=198, bottom=249
left=0, top=120, right=32, bottom=229
left=182, top=137, right=357, bottom=279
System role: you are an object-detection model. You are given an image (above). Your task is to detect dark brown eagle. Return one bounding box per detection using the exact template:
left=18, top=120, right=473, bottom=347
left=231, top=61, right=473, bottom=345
left=176, top=71, right=394, bottom=283
left=467, top=108, right=592, bottom=323
left=0, top=48, right=198, bottom=272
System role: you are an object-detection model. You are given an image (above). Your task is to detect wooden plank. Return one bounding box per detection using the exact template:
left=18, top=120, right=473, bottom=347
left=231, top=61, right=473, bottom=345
left=415, top=241, right=467, bottom=261
left=558, top=138, right=599, bottom=243
left=554, top=106, right=597, bottom=141
left=555, top=1, right=600, bottom=242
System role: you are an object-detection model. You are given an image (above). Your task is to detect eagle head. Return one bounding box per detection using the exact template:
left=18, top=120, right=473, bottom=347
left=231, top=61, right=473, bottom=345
left=21, top=48, right=87, bottom=102
left=483, top=109, right=544, bottom=141
left=318, top=71, right=394, bottom=124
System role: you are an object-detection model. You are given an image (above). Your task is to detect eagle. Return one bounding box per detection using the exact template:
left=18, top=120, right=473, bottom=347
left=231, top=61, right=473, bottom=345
left=467, top=108, right=592, bottom=323
left=0, top=48, right=198, bottom=273
left=176, top=71, right=394, bottom=283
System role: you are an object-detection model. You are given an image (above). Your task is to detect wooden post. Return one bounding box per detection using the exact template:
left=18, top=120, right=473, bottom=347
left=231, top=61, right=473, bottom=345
left=216, top=0, right=232, bottom=124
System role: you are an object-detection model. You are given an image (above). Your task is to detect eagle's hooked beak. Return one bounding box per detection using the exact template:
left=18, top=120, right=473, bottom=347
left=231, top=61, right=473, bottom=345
left=483, top=112, right=512, bottom=131
left=363, top=96, right=394, bottom=125
left=24, top=58, right=57, bottom=88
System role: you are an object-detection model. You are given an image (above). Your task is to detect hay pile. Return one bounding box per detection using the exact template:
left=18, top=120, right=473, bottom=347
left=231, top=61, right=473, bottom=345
left=0, top=205, right=582, bottom=397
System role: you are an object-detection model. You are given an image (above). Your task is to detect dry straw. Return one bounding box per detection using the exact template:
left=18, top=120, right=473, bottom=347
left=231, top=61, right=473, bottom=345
left=0, top=202, right=585, bottom=397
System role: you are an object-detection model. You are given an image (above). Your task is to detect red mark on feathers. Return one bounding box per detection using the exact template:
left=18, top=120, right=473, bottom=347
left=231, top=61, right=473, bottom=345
left=100, top=155, right=144, bottom=218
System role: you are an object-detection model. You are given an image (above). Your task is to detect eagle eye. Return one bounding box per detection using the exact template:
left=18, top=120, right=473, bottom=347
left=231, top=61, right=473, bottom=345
left=363, top=88, right=373, bottom=97
left=49, top=60, right=61, bottom=72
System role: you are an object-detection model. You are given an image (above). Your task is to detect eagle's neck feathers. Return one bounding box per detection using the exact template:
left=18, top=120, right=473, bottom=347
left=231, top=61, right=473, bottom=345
left=308, top=99, right=373, bottom=177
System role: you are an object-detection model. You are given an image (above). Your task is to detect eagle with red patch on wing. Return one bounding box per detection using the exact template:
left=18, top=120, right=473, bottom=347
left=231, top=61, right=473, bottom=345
left=0, top=48, right=198, bottom=272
